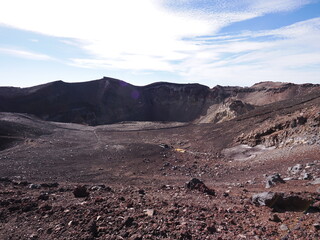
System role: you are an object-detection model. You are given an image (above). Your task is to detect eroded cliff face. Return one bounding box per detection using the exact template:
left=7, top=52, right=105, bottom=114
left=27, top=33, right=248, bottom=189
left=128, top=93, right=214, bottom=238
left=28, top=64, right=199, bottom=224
left=196, top=99, right=255, bottom=124
left=197, top=82, right=320, bottom=123
left=0, top=77, right=319, bottom=125
left=237, top=106, right=320, bottom=148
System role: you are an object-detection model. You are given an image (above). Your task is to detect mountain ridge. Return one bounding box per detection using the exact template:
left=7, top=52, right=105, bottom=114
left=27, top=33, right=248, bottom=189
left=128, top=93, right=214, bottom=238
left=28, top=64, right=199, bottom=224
left=0, top=77, right=319, bottom=125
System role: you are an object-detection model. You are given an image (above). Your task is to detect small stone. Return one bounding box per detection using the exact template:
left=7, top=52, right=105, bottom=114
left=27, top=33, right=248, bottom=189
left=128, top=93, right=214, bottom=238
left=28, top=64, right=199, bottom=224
left=29, top=184, right=41, bottom=189
left=144, top=209, right=155, bottom=217
left=265, top=173, right=285, bottom=188
left=29, top=233, right=38, bottom=239
left=39, top=203, right=52, bottom=211
left=313, top=223, right=320, bottom=231
left=269, top=214, right=282, bottom=222
left=289, top=164, right=303, bottom=174
left=90, top=185, right=103, bottom=191
left=280, top=224, right=289, bottom=231
left=40, top=182, right=59, bottom=188
left=73, top=186, right=89, bottom=198
left=88, top=220, right=98, bottom=237
left=0, top=177, right=11, bottom=182
left=123, top=217, right=134, bottom=227
left=302, top=173, right=312, bottom=180
left=310, top=178, right=320, bottom=185
left=38, top=194, right=49, bottom=201
left=138, top=189, right=145, bottom=195
left=207, top=225, right=217, bottom=233
left=283, top=177, right=293, bottom=181
left=312, top=201, right=320, bottom=209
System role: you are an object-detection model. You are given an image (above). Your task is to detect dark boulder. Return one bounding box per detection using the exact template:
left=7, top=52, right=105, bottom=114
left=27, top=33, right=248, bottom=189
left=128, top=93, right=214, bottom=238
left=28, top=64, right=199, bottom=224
left=186, top=178, right=215, bottom=196
left=73, top=185, right=90, bottom=198
left=252, top=192, right=312, bottom=212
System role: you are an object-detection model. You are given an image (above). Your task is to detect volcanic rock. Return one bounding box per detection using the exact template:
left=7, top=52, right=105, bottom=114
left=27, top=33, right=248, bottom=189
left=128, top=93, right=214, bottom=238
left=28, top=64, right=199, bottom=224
left=265, top=173, right=285, bottom=188
left=144, top=209, right=155, bottom=217
left=123, top=217, right=135, bottom=227
left=269, top=214, right=282, bottom=222
left=289, top=164, right=303, bottom=174
left=0, top=177, right=11, bottom=182
left=314, top=223, right=320, bottom=231
left=311, top=178, right=320, bottom=185
left=207, top=225, right=217, bottom=233
left=252, top=192, right=279, bottom=207
left=280, top=224, right=289, bottom=231
left=252, top=192, right=312, bottom=212
left=40, top=182, right=59, bottom=188
left=73, top=186, right=90, bottom=198
left=28, top=184, right=41, bottom=189
left=302, top=172, right=312, bottom=180
left=88, top=220, right=98, bottom=237
left=186, top=178, right=215, bottom=196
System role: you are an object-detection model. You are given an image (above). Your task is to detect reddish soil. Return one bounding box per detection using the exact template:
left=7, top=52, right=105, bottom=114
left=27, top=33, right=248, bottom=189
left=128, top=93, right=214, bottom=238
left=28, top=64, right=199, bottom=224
left=0, top=81, right=320, bottom=239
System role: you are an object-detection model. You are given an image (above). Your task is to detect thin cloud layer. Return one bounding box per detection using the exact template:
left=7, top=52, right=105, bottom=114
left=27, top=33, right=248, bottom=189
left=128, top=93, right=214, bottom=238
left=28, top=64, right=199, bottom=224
left=0, top=0, right=319, bottom=86
left=180, top=17, right=320, bottom=86
left=0, top=48, right=53, bottom=61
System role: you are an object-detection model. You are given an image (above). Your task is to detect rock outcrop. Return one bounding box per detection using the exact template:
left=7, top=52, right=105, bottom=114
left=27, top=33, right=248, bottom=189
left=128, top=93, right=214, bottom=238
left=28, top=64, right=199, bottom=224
left=237, top=106, right=320, bottom=148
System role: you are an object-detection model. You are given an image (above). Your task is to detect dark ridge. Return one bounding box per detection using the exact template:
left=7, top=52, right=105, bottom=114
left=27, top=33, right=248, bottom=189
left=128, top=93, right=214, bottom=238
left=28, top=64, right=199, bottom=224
left=0, top=78, right=213, bottom=125
left=0, top=78, right=319, bottom=126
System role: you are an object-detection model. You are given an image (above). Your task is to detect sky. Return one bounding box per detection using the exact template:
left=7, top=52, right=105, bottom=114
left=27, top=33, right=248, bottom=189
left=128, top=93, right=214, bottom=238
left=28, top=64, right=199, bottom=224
left=0, top=0, right=320, bottom=88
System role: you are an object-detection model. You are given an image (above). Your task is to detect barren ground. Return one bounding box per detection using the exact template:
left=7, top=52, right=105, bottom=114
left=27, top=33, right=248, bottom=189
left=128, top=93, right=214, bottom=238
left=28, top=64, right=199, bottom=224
left=0, top=112, right=319, bottom=239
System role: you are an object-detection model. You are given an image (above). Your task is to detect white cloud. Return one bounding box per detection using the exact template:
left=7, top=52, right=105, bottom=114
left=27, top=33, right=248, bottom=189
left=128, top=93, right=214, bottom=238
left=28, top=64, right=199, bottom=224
left=0, top=0, right=318, bottom=86
left=180, top=17, right=320, bottom=86
left=248, top=0, right=313, bottom=14
left=0, top=47, right=53, bottom=60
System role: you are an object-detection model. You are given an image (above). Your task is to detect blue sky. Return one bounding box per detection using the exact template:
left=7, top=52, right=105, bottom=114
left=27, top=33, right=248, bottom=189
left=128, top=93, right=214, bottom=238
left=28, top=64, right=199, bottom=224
left=0, top=0, right=319, bottom=87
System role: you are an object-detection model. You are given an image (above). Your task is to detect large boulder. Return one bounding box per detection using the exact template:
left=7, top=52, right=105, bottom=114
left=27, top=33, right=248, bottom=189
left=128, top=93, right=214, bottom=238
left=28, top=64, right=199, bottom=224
left=252, top=192, right=279, bottom=207
left=252, top=192, right=312, bottom=212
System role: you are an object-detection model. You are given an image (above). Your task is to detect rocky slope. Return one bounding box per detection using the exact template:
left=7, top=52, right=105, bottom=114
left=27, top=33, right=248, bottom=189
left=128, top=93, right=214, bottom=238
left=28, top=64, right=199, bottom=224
left=0, top=77, right=319, bottom=125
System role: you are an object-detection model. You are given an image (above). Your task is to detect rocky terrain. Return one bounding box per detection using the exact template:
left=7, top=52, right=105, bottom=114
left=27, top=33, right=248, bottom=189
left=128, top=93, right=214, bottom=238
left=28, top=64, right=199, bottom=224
left=0, top=77, right=319, bottom=125
left=0, top=79, right=320, bottom=239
